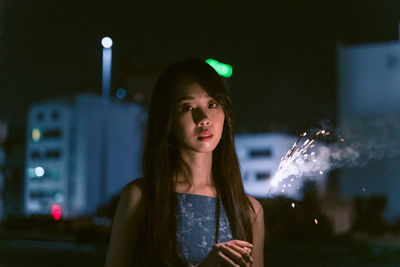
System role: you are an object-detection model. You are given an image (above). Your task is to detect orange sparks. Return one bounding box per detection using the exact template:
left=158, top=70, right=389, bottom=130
left=314, top=218, right=318, bottom=224
left=340, top=138, right=344, bottom=142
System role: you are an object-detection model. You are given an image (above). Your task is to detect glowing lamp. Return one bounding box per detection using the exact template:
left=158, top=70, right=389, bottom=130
left=51, top=204, right=62, bottom=221
left=205, top=58, right=233, bottom=78
left=101, top=37, right=113, bottom=48
left=32, top=128, right=41, bottom=141
left=34, top=166, right=45, bottom=177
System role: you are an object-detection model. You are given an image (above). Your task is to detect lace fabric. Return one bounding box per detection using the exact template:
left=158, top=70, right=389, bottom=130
left=175, top=193, right=233, bottom=265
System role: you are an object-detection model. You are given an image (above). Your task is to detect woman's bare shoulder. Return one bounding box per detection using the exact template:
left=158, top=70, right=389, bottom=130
left=124, top=177, right=145, bottom=192
left=118, top=178, right=145, bottom=213
left=105, top=178, right=145, bottom=266
left=247, top=195, right=262, bottom=212
left=246, top=196, right=264, bottom=267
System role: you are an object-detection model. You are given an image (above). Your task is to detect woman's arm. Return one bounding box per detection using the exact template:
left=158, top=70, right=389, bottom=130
left=248, top=196, right=265, bottom=267
left=105, top=180, right=144, bottom=267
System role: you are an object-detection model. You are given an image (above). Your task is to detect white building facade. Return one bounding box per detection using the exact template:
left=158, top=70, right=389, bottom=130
left=24, top=94, right=145, bottom=218
left=338, top=40, right=400, bottom=222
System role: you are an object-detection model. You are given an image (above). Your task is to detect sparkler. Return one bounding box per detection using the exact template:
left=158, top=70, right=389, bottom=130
left=252, top=129, right=331, bottom=226
left=270, top=129, right=325, bottom=187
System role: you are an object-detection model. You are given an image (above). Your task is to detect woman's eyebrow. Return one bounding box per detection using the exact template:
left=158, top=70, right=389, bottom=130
left=176, top=96, right=195, bottom=102
left=176, top=94, right=212, bottom=103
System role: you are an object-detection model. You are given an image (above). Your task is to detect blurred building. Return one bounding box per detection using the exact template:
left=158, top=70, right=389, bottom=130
left=24, top=94, right=145, bottom=218
left=338, top=40, right=400, bottom=222
left=235, top=132, right=328, bottom=200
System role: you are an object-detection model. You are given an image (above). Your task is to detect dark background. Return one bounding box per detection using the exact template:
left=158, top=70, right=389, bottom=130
left=2, top=0, right=400, bottom=134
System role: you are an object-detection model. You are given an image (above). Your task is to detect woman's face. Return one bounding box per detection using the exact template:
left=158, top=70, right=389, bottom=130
left=172, top=80, right=225, bottom=154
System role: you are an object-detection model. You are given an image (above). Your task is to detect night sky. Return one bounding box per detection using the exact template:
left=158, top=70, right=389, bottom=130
left=2, top=0, right=400, bottom=135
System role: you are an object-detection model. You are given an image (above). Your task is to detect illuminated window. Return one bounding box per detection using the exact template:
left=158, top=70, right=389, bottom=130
left=32, top=128, right=42, bottom=142
left=34, top=166, right=45, bottom=177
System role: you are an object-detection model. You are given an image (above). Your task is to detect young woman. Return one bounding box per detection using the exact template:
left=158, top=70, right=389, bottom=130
left=105, top=58, right=264, bottom=266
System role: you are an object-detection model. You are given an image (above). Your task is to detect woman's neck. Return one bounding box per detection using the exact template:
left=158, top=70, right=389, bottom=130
left=174, top=150, right=215, bottom=196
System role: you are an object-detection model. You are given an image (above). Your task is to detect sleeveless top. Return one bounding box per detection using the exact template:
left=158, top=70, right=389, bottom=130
left=175, top=193, right=233, bottom=265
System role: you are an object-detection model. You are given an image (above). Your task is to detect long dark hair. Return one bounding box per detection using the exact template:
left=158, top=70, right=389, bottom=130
left=139, top=58, right=254, bottom=266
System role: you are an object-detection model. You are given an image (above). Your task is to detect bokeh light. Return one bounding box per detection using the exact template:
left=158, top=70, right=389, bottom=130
left=51, top=204, right=62, bottom=221
left=116, top=88, right=127, bottom=99
left=32, top=128, right=41, bottom=141
left=101, top=37, right=113, bottom=48
left=34, top=166, right=45, bottom=177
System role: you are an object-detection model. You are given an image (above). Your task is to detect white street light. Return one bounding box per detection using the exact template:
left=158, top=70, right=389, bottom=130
left=101, top=37, right=113, bottom=49
left=101, top=36, right=113, bottom=103
left=99, top=36, right=113, bottom=206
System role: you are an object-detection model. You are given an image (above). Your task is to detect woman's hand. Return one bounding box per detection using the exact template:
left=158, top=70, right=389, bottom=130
left=197, top=239, right=254, bottom=267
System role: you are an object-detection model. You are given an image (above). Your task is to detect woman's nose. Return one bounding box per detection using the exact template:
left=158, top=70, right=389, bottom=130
left=194, top=109, right=211, bottom=127
left=198, top=117, right=211, bottom=127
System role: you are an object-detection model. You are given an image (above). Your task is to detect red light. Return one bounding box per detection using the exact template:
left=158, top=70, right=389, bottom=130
left=51, top=204, right=62, bottom=221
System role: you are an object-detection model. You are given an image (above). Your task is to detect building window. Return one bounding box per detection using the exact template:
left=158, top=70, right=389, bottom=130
left=386, top=54, right=398, bottom=70
left=30, top=191, right=58, bottom=199
left=249, top=148, right=272, bottom=158
left=51, top=111, right=60, bottom=121
left=37, top=112, right=44, bottom=121
left=31, top=151, right=41, bottom=159
left=45, top=150, right=61, bottom=158
left=43, top=129, right=62, bottom=138
left=256, top=172, right=271, bottom=180
left=30, top=149, right=61, bottom=159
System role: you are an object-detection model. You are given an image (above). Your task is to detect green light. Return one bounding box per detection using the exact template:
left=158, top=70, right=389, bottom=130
left=32, top=128, right=41, bottom=142
left=205, top=58, right=233, bottom=78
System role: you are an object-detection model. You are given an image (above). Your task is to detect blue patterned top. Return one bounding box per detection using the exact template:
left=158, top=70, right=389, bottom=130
left=175, top=193, right=233, bottom=265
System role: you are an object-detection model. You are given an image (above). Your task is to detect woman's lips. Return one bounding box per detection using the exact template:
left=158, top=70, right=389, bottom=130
left=197, top=131, right=213, bottom=141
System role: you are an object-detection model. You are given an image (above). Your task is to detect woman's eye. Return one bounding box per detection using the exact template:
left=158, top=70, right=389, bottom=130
left=209, top=102, right=218, bottom=109
left=181, top=105, right=193, bottom=112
